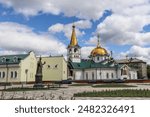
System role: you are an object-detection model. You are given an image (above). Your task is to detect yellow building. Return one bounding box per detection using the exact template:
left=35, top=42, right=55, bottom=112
left=0, top=51, right=37, bottom=84
left=40, top=56, right=67, bottom=82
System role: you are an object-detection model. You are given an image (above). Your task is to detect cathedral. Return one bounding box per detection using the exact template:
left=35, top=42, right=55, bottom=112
left=67, top=25, right=138, bottom=81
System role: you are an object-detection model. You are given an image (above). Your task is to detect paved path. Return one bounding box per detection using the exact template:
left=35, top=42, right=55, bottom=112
left=0, top=83, right=150, bottom=100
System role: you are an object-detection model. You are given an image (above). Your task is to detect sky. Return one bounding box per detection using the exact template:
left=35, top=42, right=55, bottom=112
left=0, top=0, right=150, bottom=64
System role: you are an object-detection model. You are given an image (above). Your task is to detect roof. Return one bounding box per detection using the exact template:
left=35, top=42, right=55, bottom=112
left=68, top=59, right=118, bottom=69
left=116, top=58, right=146, bottom=64
left=0, top=54, right=29, bottom=65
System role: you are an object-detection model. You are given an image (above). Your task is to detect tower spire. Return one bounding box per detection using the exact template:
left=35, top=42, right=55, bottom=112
left=70, top=24, right=78, bottom=46
left=97, top=33, right=101, bottom=47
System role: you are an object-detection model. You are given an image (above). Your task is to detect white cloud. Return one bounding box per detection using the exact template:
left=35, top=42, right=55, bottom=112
left=0, top=0, right=149, bottom=20
left=86, top=14, right=150, bottom=46
left=81, top=46, right=95, bottom=59
left=0, top=22, right=66, bottom=55
left=120, top=45, right=150, bottom=64
left=0, top=50, right=23, bottom=55
left=48, top=23, right=64, bottom=33
left=48, top=20, right=92, bottom=39
left=0, top=0, right=104, bottom=20
left=0, top=0, right=60, bottom=17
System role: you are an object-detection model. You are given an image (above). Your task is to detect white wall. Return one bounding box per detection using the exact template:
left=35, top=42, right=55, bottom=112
left=74, top=70, right=83, bottom=80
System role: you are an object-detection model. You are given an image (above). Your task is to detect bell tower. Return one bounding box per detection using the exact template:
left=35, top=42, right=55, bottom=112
left=67, top=24, right=81, bottom=63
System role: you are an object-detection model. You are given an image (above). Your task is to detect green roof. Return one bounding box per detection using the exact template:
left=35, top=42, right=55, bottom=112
left=0, top=54, right=29, bottom=65
left=69, top=59, right=119, bottom=69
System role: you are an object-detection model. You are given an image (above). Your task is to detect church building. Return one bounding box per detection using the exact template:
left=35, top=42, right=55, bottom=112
left=67, top=25, right=138, bottom=81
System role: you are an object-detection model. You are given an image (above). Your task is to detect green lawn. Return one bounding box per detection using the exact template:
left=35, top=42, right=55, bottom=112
left=74, top=89, right=150, bottom=97
left=92, top=83, right=137, bottom=88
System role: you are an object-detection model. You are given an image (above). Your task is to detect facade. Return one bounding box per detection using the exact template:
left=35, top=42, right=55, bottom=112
left=117, top=58, right=147, bottom=79
left=67, top=25, right=138, bottom=80
left=40, top=56, right=67, bottom=82
left=0, top=51, right=37, bottom=84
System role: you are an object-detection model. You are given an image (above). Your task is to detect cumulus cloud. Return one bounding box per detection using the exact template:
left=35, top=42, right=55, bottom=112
left=93, top=14, right=150, bottom=46
left=48, top=20, right=92, bottom=39
left=0, top=22, right=66, bottom=55
left=120, top=45, right=150, bottom=64
left=0, top=0, right=149, bottom=20
left=81, top=46, right=95, bottom=59
left=0, top=0, right=104, bottom=20
left=0, top=0, right=60, bottom=17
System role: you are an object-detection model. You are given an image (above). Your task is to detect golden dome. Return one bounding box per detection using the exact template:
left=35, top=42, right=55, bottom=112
left=91, top=47, right=108, bottom=56
left=69, top=24, right=78, bottom=46
left=90, top=34, right=108, bottom=56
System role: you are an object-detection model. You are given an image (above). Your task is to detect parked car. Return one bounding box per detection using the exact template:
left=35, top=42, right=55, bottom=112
left=61, top=78, right=73, bottom=84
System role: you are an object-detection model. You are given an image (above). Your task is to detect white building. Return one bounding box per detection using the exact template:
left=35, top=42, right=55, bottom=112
left=67, top=25, right=137, bottom=80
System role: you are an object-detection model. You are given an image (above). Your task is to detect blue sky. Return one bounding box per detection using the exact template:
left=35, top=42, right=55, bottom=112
left=0, top=0, right=150, bottom=63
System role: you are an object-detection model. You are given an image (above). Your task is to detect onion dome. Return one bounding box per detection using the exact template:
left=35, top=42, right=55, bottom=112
left=91, top=34, right=108, bottom=56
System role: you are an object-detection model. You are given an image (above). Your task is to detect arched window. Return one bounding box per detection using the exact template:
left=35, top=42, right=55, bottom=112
left=14, top=71, right=17, bottom=78
left=86, top=73, right=88, bottom=80
left=92, top=72, right=94, bottom=80
left=106, top=73, right=109, bottom=79
left=121, top=67, right=127, bottom=75
left=11, top=71, right=13, bottom=78
left=97, top=57, right=99, bottom=61
left=99, top=72, right=102, bottom=79
left=2, top=72, right=5, bottom=78
left=111, top=73, right=114, bottom=78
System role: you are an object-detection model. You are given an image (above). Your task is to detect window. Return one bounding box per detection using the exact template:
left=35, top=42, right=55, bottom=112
left=11, top=71, right=13, bottom=78
left=92, top=72, right=94, bottom=80
left=74, top=48, right=78, bottom=52
left=99, top=72, right=102, bottom=79
left=14, top=71, right=17, bottom=78
left=55, top=64, right=58, bottom=68
left=86, top=73, right=88, bottom=80
left=111, top=73, right=114, bottom=78
left=0, top=72, right=1, bottom=78
left=1, top=57, right=6, bottom=62
left=121, top=67, right=127, bottom=75
left=13, top=56, right=18, bottom=62
left=133, top=74, right=135, bottom=79
left=2, top=72, right=5, bottom=78
left=97, top=57, right=99, bottom=61
left=106, top=73, right=109, bottom=79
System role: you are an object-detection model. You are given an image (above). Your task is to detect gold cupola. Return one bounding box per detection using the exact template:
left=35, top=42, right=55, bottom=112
left=69, top=24, right=78, bottom=47
left=91, top=34, right=108, bottom=56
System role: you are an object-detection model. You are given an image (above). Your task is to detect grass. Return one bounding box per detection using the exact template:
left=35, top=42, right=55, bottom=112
left=92, top=83, right=137, bottom=88
left=69, top=83, right=92, bottom=86
left=74, top=89, right=150, bottom=97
